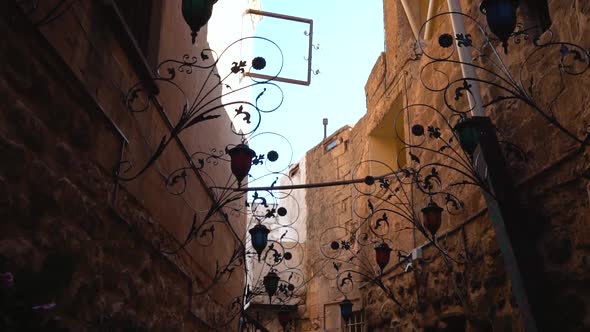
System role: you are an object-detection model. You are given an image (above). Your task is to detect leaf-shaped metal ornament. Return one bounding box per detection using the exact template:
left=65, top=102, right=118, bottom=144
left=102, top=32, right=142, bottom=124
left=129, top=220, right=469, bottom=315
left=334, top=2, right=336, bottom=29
left=428, top=126, right=442, bottom=139
left=374, top=213, right=389, bottom=230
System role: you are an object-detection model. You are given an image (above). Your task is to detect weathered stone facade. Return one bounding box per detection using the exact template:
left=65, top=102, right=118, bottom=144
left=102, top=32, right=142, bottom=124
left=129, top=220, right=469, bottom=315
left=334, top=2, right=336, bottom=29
left=298, top=1, right=590, bottom=331
left=0, top=1, right=253, bottom=330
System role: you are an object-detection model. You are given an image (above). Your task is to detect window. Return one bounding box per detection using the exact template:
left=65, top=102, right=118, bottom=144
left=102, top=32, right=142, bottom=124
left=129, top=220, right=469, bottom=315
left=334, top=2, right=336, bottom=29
left=325, top=139, right=339, bottom=152
left=346, top=310, right=366, bottom=332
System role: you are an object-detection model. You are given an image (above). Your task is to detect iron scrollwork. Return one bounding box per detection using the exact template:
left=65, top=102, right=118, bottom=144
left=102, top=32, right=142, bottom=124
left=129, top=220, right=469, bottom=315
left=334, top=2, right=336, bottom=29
left=417, top=12, right=590, bottom=147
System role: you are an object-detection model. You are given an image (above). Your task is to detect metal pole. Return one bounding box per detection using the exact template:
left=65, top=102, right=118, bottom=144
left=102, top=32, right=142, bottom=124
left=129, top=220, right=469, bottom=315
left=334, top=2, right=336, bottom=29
left=212, top=175, right=388, bottom=192
left=424, top=0, right=438, bottom=39
left=400, top=0, right=421, bottom=39
left=446, top=0, right=485, bottom=116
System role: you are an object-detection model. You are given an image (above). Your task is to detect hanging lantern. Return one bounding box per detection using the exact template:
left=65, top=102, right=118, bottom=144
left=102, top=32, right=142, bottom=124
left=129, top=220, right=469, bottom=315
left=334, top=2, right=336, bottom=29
left=277, top=309, right=291, bottom=329
left=263, top=270, right=280, bottom=301
left=182, top=0, right=217, bottom=44
left=480, top=0, right=518, bottom=53
left=339, top=299, right=353, bottom=322
left=228, top=144, right=256, bottom=186
left=453, top=117, right=481, bottom=155
left=374, top=242, right=393, bottom=271
left=421, top=202, right=444, bottom=236
left=249, top=224, right=270, bottom=261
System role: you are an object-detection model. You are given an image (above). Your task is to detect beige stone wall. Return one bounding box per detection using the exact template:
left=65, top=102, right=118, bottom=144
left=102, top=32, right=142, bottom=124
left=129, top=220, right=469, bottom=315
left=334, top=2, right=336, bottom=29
left=301, top=0, right=590, bottom=331
left=0, top=0, right=261, bottom=330
left=362, top=0, right=590, bottom=331
left=300, top=126, right=359, bottom=332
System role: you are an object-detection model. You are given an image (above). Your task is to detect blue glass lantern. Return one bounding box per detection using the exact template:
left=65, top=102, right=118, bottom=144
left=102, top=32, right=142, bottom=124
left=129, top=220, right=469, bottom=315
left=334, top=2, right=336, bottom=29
left=249, top=224, right=270, bottom=261
left=339, top=299, right=353, bottom=322
left=480, top=0, right=518, bottom=53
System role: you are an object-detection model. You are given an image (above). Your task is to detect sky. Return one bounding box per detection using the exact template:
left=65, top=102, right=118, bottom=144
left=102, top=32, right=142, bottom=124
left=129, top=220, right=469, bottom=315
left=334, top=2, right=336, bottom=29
left=249, top=0, right=385, bottom=168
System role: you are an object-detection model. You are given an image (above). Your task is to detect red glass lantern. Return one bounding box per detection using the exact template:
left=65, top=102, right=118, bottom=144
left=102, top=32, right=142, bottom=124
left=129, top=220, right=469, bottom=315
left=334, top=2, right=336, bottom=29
left=278, top=310, right=291, bottom=329
left=228, top=144, right=256, bottom=186
left=374, top=242, right=393, bottom=271
left=421, top=202, right=443, bottom=236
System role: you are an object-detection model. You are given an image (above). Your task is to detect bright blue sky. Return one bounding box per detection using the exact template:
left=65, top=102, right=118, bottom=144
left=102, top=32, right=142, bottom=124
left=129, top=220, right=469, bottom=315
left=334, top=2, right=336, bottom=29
left=250, top=1, right=385, bottom=167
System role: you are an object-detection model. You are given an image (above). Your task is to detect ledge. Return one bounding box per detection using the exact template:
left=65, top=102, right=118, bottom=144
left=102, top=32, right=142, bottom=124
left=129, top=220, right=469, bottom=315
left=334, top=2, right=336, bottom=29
left=100, top=0, right=159, bottom=95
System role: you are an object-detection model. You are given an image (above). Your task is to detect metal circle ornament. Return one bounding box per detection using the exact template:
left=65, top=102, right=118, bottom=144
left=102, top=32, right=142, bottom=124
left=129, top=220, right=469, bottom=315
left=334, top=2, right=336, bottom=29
left=252, top=56, right=267, bottom=70
left=438, top=33, right=454, bottom=48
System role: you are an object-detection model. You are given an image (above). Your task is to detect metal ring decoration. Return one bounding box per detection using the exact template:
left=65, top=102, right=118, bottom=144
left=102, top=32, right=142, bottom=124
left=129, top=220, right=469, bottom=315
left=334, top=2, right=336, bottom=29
left=164, top=148, right=228, bottom=195
left=416, top=11, right=590, bottom=146
left=246, top=132, right=294, bottom=175
left=117, top=36, right=285, bottom=182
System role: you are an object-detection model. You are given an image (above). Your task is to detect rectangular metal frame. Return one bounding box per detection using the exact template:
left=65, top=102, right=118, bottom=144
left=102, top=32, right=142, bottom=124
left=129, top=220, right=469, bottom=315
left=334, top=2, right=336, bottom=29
left=244, top=9, right=314, bottom=86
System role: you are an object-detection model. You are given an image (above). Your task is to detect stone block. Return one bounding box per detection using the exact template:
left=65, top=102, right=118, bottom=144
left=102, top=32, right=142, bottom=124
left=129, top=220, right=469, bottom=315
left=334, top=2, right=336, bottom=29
left=0, top=132, right=27, bottom=179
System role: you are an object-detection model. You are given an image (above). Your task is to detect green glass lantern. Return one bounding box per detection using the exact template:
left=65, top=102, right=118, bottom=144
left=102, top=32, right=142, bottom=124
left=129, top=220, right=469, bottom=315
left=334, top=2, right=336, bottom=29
left=182, top=0, right=217, bottom=44
left=263, top=270, right=280, bottom=301
left=453, top=117, right=482, bottom=155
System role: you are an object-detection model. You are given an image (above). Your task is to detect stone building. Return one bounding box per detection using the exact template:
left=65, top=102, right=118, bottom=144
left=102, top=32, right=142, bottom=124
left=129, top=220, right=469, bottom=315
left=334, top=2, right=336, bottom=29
left=0, top=0, right=270, bottom=330
left=291, top=0, right=590, bottom=331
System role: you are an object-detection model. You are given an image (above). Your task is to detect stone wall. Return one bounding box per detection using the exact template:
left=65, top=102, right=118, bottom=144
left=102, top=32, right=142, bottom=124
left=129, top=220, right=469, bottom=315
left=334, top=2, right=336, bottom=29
left=0, top=1, right=249, bottom=330
left=359, top=0, right=590, bottom=331
left=300, top=0, right=590, bottom=331
left=301, top=126, right=359, bottom=332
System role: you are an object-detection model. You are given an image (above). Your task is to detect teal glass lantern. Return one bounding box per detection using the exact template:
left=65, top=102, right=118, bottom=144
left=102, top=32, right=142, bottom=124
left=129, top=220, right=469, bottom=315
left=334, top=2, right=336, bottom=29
left=263, top=270, right=280, bottom=301
left=182, top=0, right=217, bottom=44
left=453, top=117, right=482, bottom=155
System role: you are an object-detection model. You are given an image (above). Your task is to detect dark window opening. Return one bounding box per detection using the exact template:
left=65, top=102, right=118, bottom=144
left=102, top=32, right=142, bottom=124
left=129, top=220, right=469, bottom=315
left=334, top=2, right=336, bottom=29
left=346, top=310, right=365, bottom=332
left=325, top=139, right=339, bottom=152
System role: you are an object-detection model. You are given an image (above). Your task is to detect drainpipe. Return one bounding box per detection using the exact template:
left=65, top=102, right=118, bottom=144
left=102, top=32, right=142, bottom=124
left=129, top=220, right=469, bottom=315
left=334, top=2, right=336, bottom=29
left=400, top=0, right=421, bottom=39
left=446, top=0, right=484, bottom=116
left=424, top=0, right=438, bottom=39
left=446, top=2, right=538, bottom=331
